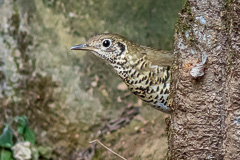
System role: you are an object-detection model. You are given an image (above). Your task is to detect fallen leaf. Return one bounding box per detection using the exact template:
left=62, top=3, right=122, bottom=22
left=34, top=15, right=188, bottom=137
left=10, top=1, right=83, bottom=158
left=12, top=141, right=32, bottom=160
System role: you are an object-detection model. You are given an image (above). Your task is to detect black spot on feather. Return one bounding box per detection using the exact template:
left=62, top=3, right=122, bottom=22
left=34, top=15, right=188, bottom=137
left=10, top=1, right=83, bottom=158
left=118, top=42, right=125, bottom=55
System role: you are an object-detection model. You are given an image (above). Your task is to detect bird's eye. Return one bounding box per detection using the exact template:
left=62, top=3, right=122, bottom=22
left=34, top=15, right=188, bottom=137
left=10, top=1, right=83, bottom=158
left=102, top=40, right=111, bottom=48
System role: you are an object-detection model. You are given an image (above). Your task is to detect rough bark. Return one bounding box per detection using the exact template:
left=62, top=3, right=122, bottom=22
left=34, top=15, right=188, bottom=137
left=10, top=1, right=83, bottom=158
left=168, top=0, right=240, bottom=159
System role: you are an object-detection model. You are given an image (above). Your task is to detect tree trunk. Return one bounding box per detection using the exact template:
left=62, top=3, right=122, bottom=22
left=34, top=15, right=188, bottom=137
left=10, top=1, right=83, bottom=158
left=168, top=0, right=240, bottom=159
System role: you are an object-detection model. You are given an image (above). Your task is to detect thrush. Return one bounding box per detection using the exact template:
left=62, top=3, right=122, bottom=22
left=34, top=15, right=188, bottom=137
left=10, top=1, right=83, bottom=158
left=71, top=33, right=174, bottom=113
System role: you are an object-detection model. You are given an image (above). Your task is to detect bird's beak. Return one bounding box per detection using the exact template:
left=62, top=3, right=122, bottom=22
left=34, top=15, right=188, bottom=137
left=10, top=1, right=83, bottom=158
left=70, top=44, right=93, bottom=51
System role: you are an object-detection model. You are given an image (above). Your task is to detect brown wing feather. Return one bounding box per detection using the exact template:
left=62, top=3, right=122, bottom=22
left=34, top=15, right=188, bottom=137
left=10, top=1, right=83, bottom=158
left=144, top=47, right=174, bottom=66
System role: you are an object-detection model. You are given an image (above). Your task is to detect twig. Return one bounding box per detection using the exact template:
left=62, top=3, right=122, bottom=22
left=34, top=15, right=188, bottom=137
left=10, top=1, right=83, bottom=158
left=89, top=140, right=127, bottom=160
left=3, top=97, right=10, bottom=121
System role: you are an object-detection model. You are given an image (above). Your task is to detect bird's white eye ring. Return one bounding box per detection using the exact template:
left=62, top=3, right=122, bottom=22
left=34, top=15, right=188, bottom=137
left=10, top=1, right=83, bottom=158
left=102, top=39, right=111, bottom=48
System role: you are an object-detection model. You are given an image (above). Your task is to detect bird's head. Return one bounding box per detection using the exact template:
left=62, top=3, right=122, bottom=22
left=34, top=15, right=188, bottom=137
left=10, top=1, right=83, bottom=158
left=71, top=33, right=130, bottom=64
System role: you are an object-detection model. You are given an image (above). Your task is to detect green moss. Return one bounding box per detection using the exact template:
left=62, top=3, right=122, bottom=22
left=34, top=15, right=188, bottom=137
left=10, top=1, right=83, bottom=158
left=175, top=0, right=195, bottom=45
left=8, top=13, right=20, bottom=38
left=182, top=0, right=192, bottom=15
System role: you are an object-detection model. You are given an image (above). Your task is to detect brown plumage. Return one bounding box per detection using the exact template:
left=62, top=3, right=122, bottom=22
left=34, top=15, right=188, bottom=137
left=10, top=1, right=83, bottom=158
left=71, top=33, right=174, bottom=113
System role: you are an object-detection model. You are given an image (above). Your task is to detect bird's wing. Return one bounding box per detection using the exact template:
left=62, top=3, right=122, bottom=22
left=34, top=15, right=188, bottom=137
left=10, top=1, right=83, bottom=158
left=144, top=48, right=174, bottom=67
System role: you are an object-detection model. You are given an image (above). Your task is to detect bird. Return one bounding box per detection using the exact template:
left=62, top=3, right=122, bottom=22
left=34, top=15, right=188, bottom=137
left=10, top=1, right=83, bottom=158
left=71, top=33, right=174, bottom=113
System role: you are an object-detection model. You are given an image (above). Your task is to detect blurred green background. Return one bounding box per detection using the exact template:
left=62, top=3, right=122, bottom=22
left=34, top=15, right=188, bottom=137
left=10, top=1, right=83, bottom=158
left=0, top=0, right=182, bottom=159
